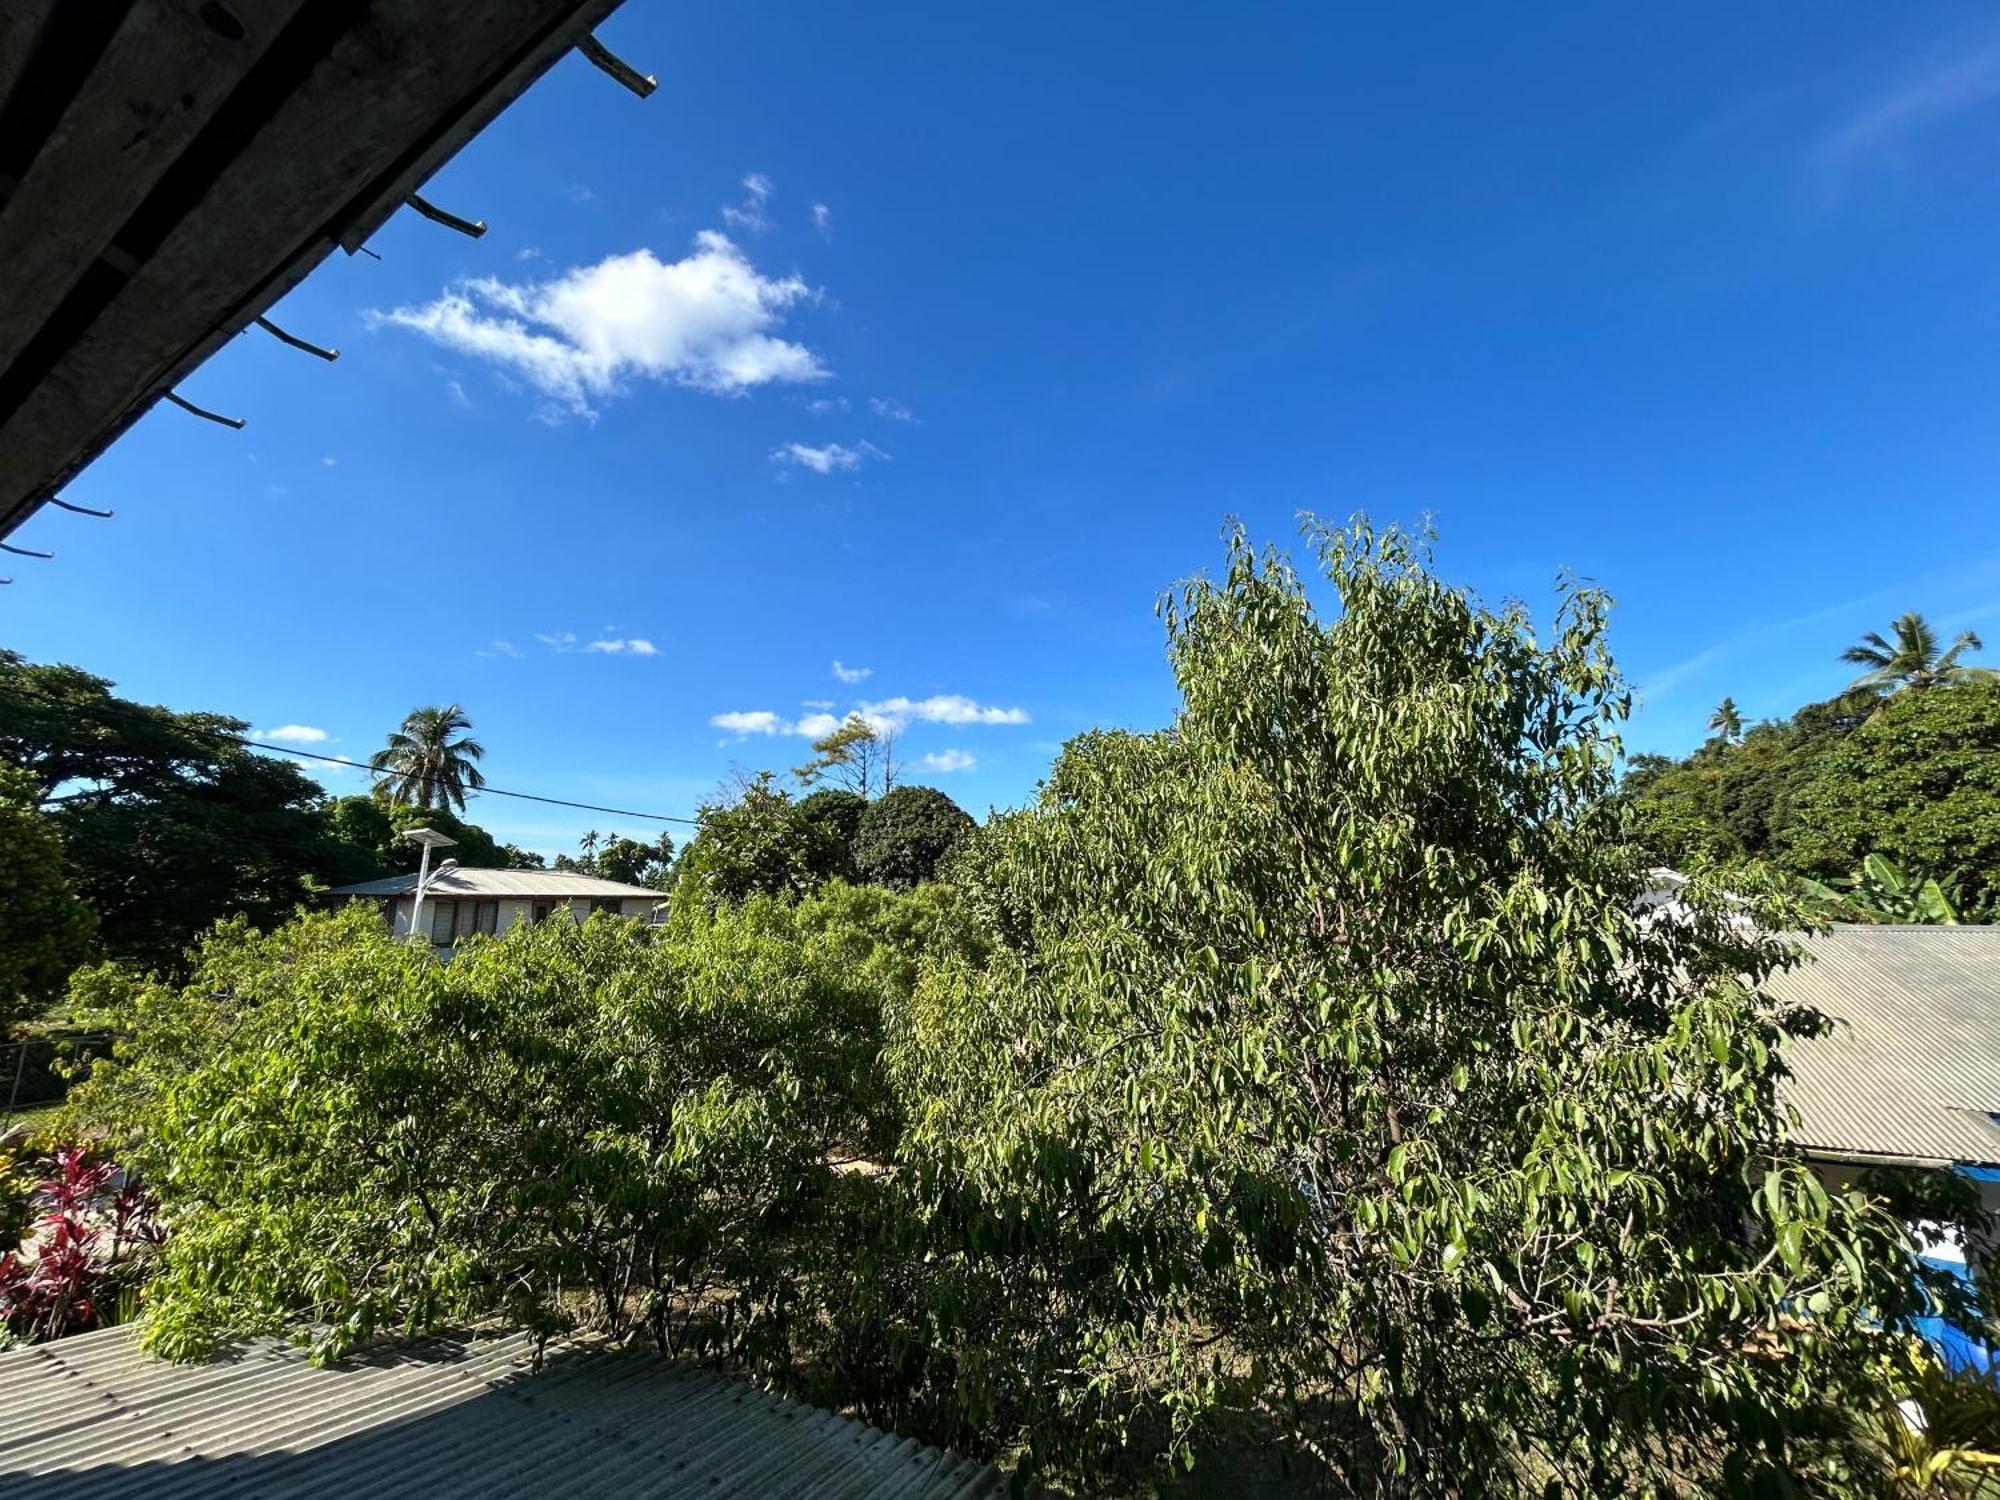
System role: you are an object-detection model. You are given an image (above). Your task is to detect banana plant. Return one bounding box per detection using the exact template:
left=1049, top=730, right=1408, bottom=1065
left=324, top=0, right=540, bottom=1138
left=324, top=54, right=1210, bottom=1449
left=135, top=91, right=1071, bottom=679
left=1800, top=854, right=1962, bottom=925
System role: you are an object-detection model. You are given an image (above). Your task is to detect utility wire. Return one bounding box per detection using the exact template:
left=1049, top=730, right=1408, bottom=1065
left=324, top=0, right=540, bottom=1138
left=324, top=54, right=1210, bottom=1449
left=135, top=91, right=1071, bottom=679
left=233, top=738, right=699, bottom=826
left=1, top=682, right=701, bottom=826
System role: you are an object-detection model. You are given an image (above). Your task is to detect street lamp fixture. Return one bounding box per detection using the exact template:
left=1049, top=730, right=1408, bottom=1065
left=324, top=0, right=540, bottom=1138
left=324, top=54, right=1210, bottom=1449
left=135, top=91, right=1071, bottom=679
left=402, top=828, right=458, bottom=943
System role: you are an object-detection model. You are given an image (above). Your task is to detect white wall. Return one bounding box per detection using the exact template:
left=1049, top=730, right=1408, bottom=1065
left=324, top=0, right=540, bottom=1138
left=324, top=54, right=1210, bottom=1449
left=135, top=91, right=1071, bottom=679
left=379, top=894, right=661, bottom=946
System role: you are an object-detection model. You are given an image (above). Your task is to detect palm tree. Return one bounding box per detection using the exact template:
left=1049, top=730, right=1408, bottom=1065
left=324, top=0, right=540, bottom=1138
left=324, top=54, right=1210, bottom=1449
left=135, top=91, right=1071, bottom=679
left=369, top=704, right=487, bottom=812
left=1706, top=697, right=1743, bottom=743
left=1841, top=612, right=1993, bottom=694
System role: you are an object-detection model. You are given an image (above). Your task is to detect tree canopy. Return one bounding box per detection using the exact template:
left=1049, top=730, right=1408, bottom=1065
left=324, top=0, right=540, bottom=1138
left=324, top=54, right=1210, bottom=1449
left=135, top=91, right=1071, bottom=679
left=1841, top=612, right=1992, bottom=695
left=889, top=520, right=1924, bottom=1491
left=1623, top=678, right=2000, bottom=919
left=367, top=705, right=487, bottom=813
left=851, top=784, right=973, bottom=891
left=0, top=764, right=93, bottom=1029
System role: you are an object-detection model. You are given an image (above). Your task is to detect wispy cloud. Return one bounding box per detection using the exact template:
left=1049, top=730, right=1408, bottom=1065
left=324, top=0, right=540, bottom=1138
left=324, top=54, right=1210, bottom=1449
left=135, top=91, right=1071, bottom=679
left=477, top=639, right=523, bottom=659
left=374, top=233, right=826, bottom=419
left=1808, top=35, right=2000, bottom=203
left=534, top=631, right=657, bottom=657
left=722, top=172, right=774, bottom=233
left=585, top=638, right=659, bottom=656
left=805, top=396, right=850, bottom=415
left=917, top=749, right=975, bottom=773
left=811, top=202, right=833, bottom=240
left=770, top=439, right=888, bottom=475
left=868, top=396, right=915, bottom=423
left=831, top=659, right=871, bottom=684
left=254, top=724, right=329, bottom=744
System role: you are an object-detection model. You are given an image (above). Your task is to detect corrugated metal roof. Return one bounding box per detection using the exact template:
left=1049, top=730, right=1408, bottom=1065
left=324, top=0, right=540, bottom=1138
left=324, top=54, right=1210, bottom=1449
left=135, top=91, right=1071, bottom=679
left=331, top=869, right=663, bottom=900
left=1767, top=926, right=2000, bottom=1167
left=0, top=1324, right=1002, bottom=1498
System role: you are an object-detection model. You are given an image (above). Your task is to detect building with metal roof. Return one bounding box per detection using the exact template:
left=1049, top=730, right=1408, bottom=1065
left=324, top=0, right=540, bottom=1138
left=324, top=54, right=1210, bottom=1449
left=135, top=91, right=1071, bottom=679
left=1769, top=925, right=2000, bottom=1169
left=331, top=867, right=667, bottom=949
left=0, top=1323, right=1001, bottom=1498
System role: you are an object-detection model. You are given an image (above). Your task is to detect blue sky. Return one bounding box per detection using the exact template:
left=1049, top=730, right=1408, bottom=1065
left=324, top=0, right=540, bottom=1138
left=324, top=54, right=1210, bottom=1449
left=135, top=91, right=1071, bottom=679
left=11, top=3, right=2000, bottom=856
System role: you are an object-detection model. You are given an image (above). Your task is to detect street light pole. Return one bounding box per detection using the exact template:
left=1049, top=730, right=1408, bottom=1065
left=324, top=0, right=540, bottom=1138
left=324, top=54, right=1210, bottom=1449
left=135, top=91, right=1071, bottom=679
left=402, top=828, right=458, bottom=944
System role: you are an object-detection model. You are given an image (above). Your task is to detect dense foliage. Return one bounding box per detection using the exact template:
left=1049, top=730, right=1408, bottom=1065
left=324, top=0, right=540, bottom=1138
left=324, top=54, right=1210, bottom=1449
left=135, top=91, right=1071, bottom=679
left=853, top=784, right=976, bottom=891
left=552, top=829, right=676, bottom=888
left=27, top=524, right=1992, bottom=1496
left=63, top=892, right=974, bottom=1364
left=0, top=651, right=333, bottom=974
left=879, top=521, right=1929, bottom=1492
left=0, top=764, right=93, bottom=1029
left=1624, top=680, right=2000, bottom=918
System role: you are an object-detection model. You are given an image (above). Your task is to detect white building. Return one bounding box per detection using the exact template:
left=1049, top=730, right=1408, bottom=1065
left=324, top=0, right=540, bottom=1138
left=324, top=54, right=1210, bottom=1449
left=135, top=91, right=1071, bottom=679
left=330, top=868, right=666, bottom=948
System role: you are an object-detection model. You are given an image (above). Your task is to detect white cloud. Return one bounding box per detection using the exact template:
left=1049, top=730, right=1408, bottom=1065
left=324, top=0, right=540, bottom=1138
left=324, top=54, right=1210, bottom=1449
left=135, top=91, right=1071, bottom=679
left=722, top=172, right=774, bottom=233
left=536, top=631, right=578, bottom=652
left=812, top=202, right=833, bottom=239
left=868, top=396, right=915, bottom=422
left=585, top=638, right=660, bottom=656
left=711, top=710, right=785, bottom=736
left=711, top=692, right=1028, bottom=741
left=375, top=233, right=826, bottom=418
left=771, top=440, right=889, bottom=475
left=255, top=724, right=329, bottom=744
left=322, top=455, right=337, bottom=467
left=831, top=659, right=872, bottom=683
left=445, top=379, right=470, bottom=408
left=917, top=749, right=976, bottom=773
left=792, top=712, right=842, bottom=739
left=860, top=694, right=1029, bottom=728
left=805, top=396, right=849, bottom=415
left=1809, top=36, right=2000, bottom=201
left=477, top=639, right=523, bottom=659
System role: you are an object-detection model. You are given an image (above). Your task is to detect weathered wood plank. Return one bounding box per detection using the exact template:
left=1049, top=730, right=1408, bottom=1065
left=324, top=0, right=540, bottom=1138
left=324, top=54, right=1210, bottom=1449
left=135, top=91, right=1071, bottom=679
left=0, top=0, right=312, bottom=379
left=0, top=0, right=624, bottom=532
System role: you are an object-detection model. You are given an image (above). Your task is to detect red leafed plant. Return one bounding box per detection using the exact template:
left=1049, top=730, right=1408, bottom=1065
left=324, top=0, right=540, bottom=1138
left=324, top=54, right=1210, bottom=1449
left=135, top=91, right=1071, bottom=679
left=0, top=1145, right=163, bottom=1344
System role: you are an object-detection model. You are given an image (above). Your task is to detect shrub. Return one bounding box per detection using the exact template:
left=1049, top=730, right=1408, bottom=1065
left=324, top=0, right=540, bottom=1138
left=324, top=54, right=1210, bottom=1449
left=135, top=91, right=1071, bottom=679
left=853, top=785, right=974, bottom=891
left=63, top=895, right=948, bottom=1367
left=0, top=1144, right=161, bottom=1345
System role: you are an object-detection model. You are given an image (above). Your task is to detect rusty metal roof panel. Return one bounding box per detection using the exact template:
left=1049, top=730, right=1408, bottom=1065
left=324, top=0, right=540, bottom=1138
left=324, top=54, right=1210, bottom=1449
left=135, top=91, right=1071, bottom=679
left=0, top=1324, right=1003, bottom=1499
left=1766, top=925, right=2000, bottom=1167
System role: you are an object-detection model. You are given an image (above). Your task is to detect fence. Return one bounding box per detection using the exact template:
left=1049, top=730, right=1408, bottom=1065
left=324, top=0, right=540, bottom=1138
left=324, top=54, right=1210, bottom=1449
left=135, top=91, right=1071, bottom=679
left=1, top=1033, right=112, bottom=1129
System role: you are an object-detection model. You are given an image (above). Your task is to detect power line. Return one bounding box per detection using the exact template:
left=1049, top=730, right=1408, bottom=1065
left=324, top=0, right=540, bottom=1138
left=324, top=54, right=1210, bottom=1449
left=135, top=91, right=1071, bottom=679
left=1, top=680, right=700, bottom=827
left=233, top=737, right=698, bottom=826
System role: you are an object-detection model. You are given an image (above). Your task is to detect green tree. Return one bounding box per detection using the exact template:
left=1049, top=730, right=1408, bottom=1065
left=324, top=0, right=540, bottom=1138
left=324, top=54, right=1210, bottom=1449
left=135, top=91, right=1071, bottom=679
left=889, top=519, right=1922, bottom=1493
left=0, top=765, right=93, bottom=1030
left=796, top=788, right=868, bottom=880
left=670, top=773, right=844, bottom=910
left=319, top=796, right=542, bottom=883
left=63, top=901, right=897, bottom=1366
left=1706, top=695, right=1743, bottom=743
left=1842, top=612, right=1993, bottom=694
left=554, top=829, right=676, bottom=889
left=794, top=713, right=896, bottom=797
left=851, top=785, right=973, bottom=891
left=367, top=704, right=487, bottom=812
left=0, top=651, right=333, bottom=972
left=1782, top=679, right=2000, bottom=918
